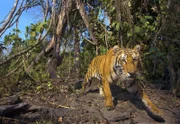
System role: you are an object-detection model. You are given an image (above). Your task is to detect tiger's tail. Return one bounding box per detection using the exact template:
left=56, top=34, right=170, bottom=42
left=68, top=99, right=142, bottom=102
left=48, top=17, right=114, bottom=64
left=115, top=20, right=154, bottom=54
left=126, top=81, right=163, bottom=118
left=141, top=90, right=163, bottom=117
left=81, top=65, right=95, bottom=93
left=82, top=73, right=92, bottom=90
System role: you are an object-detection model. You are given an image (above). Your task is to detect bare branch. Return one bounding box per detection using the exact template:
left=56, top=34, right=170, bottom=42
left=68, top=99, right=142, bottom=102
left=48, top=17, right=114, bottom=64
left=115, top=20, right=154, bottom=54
left=56, top=0, right=72, bottom=36
left=0, top=37, right=40, bottom=66
left=52, top=0, right=57, bottom=34
left=0, top=9, right=23, bottom=37
left=0, top=0, right=20, bottom=33
left=8, top=0, right=25, bottom=25
left=75, top=0, right=97, bottom=45
left=26, top=0, right=73, bottom=74
left=0, top=18, right=52, bottom=67
left=0, top=0, right=41, bottom=37
left=44, top=0, right=50, bottom=21
left=82, top=36, right=96, bottom=45
left=26, top=1, right=57, bottom=72
left=5, top=62, right=23, bottom=77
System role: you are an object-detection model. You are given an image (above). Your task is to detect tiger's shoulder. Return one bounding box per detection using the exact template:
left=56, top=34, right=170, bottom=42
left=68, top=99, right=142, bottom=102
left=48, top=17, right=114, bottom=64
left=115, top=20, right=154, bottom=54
left=106, top=45, right=121, bottom=56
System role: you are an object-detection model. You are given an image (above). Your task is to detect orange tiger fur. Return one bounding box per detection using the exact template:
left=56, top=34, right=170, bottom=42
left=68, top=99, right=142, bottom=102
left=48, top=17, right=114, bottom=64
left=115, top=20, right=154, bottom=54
left=82, top=45, right=162, bottom=117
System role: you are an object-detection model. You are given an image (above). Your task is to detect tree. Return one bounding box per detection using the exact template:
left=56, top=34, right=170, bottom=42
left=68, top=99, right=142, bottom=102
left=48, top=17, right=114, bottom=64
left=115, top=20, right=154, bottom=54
left=160, top=0, right=180, bottom=95
left=0, top=0, right=179, bottom=96
left=73, top=26, right=80, bottom=77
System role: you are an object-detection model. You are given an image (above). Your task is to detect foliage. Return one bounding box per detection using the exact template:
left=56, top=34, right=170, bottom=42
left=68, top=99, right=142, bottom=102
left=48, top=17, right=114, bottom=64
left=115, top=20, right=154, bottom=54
left=57, top=52, right=74, bottom=78
left=0, top=20, right=50, bottom=96
left=0, top=0, right=179, bottom=96
left=80, top=41, right=96, bottom=75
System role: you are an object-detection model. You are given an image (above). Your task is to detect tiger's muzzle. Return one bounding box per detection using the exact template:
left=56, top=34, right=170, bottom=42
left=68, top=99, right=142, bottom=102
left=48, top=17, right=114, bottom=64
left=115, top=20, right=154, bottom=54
left=125, top=71, right=137, bottom=79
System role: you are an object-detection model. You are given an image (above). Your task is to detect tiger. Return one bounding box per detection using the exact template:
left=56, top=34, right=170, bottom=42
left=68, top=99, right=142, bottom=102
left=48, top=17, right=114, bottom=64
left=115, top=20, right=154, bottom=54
left=81, top=44, right=163, bottom=118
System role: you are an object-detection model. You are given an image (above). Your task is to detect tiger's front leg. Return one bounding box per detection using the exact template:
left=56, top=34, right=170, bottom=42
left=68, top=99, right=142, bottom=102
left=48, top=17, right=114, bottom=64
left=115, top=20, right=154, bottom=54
left=102, top=78, right=114, bottom=110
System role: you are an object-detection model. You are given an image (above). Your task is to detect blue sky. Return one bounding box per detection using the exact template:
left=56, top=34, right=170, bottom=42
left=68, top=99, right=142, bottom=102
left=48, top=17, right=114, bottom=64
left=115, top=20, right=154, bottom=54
left=0, top=0, right=42, bottom=42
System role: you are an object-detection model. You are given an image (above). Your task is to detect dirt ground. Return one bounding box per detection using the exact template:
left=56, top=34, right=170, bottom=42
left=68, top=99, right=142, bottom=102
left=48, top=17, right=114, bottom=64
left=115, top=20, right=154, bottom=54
left=1, top=78, right=180, bottom=124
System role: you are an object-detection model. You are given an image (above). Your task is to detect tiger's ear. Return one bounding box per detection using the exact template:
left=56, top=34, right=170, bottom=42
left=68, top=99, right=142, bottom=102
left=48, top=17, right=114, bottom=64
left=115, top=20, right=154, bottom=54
left=133, top=44, right=142, bottom=52
left=113, top=45, right=120, bottom=54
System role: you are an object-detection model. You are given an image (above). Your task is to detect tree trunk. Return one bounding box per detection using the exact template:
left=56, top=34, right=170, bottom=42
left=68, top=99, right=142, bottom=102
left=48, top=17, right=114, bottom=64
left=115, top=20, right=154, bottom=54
left=96, top=45, right=100, bottom=56
left=26, top=0, right=72, bottom=76
left=73, top=27, right=80, bottom=77
left=115, top=0, right=124, bottom=47
left=46, top=56, right=58, bottom=79
left=167, top=54, right=180, bottom=96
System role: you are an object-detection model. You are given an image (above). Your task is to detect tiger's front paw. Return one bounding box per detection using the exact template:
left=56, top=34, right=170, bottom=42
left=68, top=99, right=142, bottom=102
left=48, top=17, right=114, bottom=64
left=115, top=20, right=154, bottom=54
left=105, top=98, right=114, bottom=111
left=105, top=101, right=115, bottom=111
left=106, top=106, right=115, bottom=111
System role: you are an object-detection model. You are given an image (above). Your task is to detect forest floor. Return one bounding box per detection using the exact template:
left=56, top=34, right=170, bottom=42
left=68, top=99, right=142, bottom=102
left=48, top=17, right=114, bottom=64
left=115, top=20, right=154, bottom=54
left=0, top=77, right=180, bottom=124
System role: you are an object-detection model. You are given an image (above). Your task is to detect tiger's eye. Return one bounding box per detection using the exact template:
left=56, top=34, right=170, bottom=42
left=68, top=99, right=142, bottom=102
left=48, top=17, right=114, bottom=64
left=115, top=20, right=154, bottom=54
left=121, top=57, right=126, bottom=62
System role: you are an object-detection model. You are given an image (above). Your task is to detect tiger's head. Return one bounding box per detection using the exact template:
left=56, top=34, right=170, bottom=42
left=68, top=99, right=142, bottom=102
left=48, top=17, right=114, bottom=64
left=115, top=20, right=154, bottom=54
left=113, top=45, right=141, bottom=80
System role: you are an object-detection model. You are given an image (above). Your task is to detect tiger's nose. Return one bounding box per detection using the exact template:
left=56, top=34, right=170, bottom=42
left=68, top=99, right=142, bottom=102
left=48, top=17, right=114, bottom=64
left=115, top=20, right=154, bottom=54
left=128, top=72, right=135, bottom=77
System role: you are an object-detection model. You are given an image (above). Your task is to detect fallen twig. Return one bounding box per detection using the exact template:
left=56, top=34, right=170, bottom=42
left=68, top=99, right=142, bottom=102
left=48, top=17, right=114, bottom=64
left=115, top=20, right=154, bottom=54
left=41, top=97, right=75, bottom=109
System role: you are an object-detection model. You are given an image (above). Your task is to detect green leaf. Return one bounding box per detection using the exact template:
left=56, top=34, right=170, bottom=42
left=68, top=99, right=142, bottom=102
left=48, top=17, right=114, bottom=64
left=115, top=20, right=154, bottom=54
left=42, top=22, right=48, bottom=28
left=30, top=31, right=36, bottom=37
left=4, top=36, right=12, bottom=46
left=134, top=26, right=143, bottom=33
left=127, top=32, right=133, bottom=37
left=36, top=24, right=42, bottom=32
left=111, top=22, right=116, bottom=28
left=47, top=82, right=52, bottom=87
left=115, top=22, right=120, bottom=31
left=36, top=21, right=48, bottom=32
left=110, top=7, right=115, bottom=13
left=156, top=52, right=166, bottom=57
left=140, top=17, right=147, bottom=24
left=149, top=47, right=156, bottom=53
left=144, top=16, right=153, bottom=20
left=36, top=86, right=41, bottom=90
